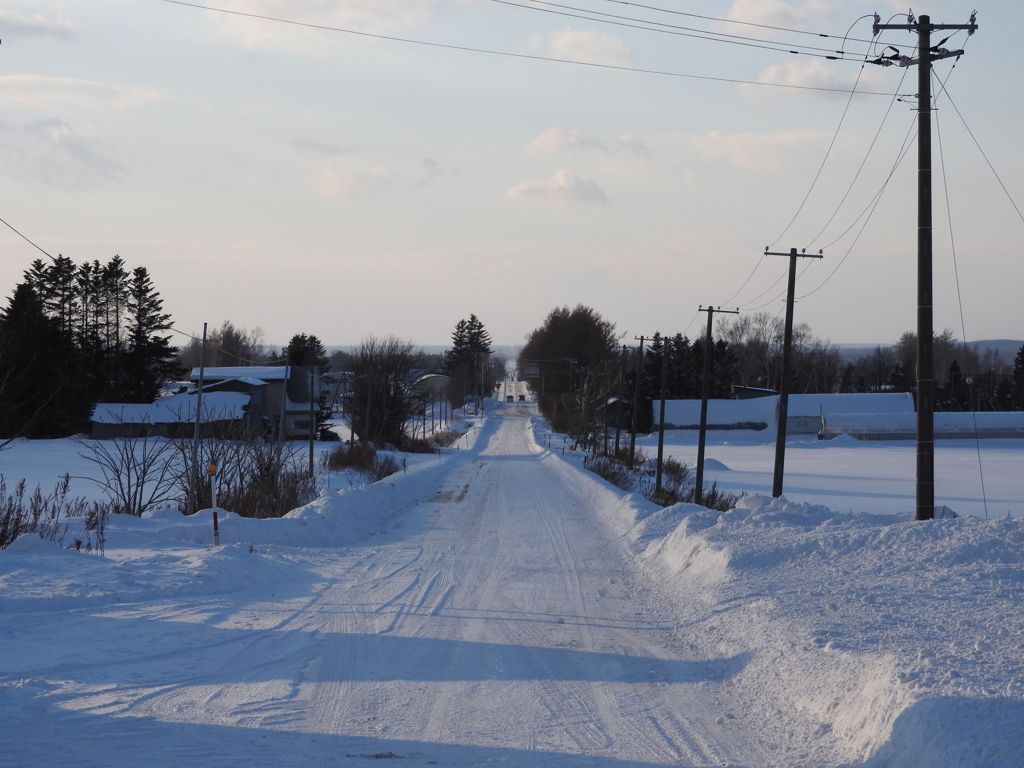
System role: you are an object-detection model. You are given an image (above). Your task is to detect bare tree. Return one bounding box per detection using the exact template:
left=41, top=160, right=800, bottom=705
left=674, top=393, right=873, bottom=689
left=857, top=345, right=895, bottom=392
left=347, top=336, right=422, bottom=447
left=176, top=321, right=268, bottom=369
left=76, top=419, right=182, bottom=516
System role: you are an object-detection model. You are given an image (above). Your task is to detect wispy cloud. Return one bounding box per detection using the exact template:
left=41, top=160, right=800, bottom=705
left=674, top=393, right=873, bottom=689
left=686, top=129, right=857, bottom=171
left=286, top=137, right=355, bottom=156
left=741, top=59, right=893, bottom=100
left=0, top=75, right=166, bottom=109
left=528, top=128, right=650, bottom=159
left=545, top=28, right=633, bottom=66
left=315, top=158, right=399, bottom=199
left=207, top=0, right=433, bottom=53
left=413, top=157, right=456, bottom=189
left=0, top=118, right=126, bottom=190
left=506, top=169, right=609, bottom=207
left=725, top=0, right=832, bottom=28
left=0, top=10, right=74, bottom=41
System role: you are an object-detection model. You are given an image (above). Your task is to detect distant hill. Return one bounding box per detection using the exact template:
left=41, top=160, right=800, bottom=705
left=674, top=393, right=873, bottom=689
left=837, top=339, right=1023, bottom=364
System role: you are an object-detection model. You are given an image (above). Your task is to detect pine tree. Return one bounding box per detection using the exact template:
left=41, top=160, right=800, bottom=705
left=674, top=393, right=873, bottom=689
left=642, top=332, right=666, bottom=401
left=282, top=333, right=333, bottom=438
left=444, top=315, right=493, bottom=403
left=0, top=283, right=74, bottom=437
left=668, top=334, right=695, bottom=399
left=122, top=267, right=180, bottom=403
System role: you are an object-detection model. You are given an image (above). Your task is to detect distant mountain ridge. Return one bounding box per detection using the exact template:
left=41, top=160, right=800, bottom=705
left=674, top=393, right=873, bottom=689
left=837, top=339, right=1023, bottom=364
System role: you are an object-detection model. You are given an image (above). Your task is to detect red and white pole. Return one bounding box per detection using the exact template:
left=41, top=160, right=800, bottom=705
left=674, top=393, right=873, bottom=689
left=209, top=463, right=220, bottom=546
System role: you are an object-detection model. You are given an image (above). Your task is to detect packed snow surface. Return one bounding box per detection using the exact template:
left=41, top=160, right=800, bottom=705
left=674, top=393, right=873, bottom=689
left=1, top=402, right=1022, bottom=767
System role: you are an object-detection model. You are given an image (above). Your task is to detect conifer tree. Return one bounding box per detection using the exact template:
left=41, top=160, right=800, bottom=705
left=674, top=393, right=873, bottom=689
left=122, top=267, right=180, bottom=403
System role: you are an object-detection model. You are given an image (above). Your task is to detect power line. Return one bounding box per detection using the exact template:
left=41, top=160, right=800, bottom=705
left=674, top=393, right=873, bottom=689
left=804, top=66, right=910, bottom=250
left=936, top=81, right=1024, bottom=227
left=768, top=45, right=876, bottom=249
left=796, top=121, right=918, bottom=300
left=495, top=0, right=862, bottom=59
left=594, top=0, right=879, bottom=45
left=157, top=0, right=899, bottom=96
left=936, top=104, right=988, bottom=518
left=0, top=215, right=54, bottom=259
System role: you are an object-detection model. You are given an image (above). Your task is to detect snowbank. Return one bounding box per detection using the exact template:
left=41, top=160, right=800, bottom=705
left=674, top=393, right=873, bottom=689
left=594, top=487, right=1024, bottom=767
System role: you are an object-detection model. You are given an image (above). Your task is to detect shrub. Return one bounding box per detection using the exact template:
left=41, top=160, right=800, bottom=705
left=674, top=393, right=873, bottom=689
left=582, top=455, right=636, bottom=492
left=580, top=448, right=740, bottom=513
left=427, top=428, right=464, bottom=449
left=325, top=443, right=400, bottom=483
left=326, top=442, right=379, bottom=472
left=0, top=475, right=107, bottom=554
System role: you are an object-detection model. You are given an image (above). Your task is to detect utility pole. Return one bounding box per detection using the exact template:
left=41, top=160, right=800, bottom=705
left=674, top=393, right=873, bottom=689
left=655, top=339, right=669, bottom=493
left=186, top=322, right=207, bottom=516
left=628, top=336, right=652, bottom=468
left=308, top=365, right=316, bottom=477
left=871, top=12, right=976, bottom=521
left=695, top=306, right=738, bottom=505
left=764, top=247, right=823, bottom=498
left=615, top=345, right=626, bottom=457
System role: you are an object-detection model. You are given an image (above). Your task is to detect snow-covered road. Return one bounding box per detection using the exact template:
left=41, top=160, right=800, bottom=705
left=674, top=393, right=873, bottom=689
left=2, top=405, right=765, bottom=767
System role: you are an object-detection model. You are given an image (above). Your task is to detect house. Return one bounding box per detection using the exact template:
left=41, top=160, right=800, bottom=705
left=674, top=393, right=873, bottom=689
left=190, top=366, right=318, bottom=439
left=91, top=390, right=253, bottom=439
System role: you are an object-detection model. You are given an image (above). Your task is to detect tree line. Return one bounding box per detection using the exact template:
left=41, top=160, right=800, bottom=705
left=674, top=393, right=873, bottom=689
left=0, top=255, right=179, bottom=439
left=515, top=305, right=1024, bottom=450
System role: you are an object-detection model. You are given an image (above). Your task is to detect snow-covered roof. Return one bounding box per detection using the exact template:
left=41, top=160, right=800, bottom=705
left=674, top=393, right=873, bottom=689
left=656, top=398, right=776, bottom=428
left=202, top=376, right=269, bottom=388
left=190, top=366, right=288, bottom=382
left=91, top=391, right=251, bottom=424
left=824, top=411, right=1024, bottom=435
left=787, top=392, right=915, bottom=417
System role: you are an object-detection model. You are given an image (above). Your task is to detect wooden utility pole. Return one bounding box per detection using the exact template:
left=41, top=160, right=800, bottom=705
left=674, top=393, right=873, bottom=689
left=628, top=336, right=652, bottom=468
left=186, top=322, right=207, bottom=516
left=695, top=307, right=737, bottom=505
left=308, top=365, right=316, bottom=477
left=871, top=12, right=976, bottom=520
left=655, top=339, right=669, bottom=493
left=615, top=345, right=626, bottom=456
left=764, top=247, right=823, bottom=498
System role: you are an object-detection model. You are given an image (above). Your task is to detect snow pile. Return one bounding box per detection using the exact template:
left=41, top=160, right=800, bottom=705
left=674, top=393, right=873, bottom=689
left=0, top=532, right=304, bottom=612
left=607, top=492, right=1024, bottom=767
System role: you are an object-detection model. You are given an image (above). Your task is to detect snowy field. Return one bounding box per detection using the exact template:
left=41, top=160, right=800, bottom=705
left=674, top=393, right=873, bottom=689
left=1, top=401, right=1022, bottom=767
left=631, top=431, right=1024, bottom=520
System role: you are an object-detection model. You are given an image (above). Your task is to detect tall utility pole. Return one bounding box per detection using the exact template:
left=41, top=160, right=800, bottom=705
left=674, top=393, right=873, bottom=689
left=628, top=336, right=651, bottom=468
left=655, top=340, right=669, bottom=493
left=615, top=344, right=626, bottom=456
left=186, top=322, right=208, bottom=516
left=872, top=12, right=976, bottom=520
left=695, top=307, right=738, bottom=505
left=765, top=247, right=823, bottom=498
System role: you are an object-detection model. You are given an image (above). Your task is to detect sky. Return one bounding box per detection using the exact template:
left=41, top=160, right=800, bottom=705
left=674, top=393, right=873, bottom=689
left=1, top=0, right=1022, bottom=350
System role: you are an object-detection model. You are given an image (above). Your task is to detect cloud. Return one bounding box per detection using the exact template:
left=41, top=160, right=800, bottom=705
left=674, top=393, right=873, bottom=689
left=725, top=0, right=832, bottom=28
left=528, top=128, right=649, bottom=158
left=0, top=118, right=126, bottom=190
left=506, top=169, right=609, bottom=207
left=208, top=0, right=433, bottom=53
left=546, top=28, right=633, bottom=66
left=315, top=158, right=398, bottom=199
left=286, top=137, right=355, bottom=156
left=413, top=157, right=456, bottom=189
left=528, top=128, right=604, bottom=155
left=686, top=130, right=856, bottom=171
left=0, top=10, right=74, bottom=41
left=0, top=75, right=165, bottom=109
left=741, top=59, right=894, bottom=100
